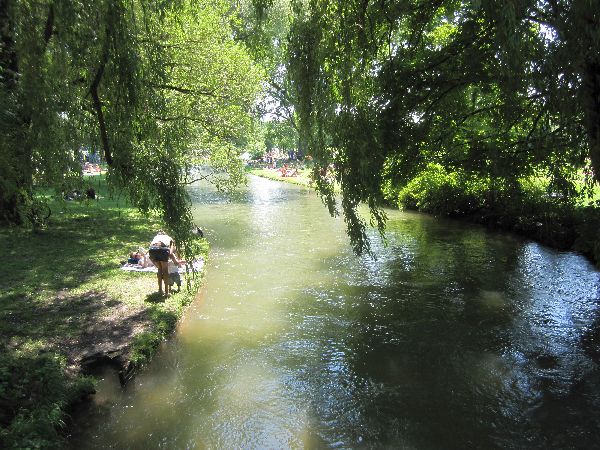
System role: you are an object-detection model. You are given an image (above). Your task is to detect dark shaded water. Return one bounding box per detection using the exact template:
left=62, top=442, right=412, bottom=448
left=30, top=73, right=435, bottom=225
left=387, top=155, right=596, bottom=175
left=70, top=176, right=600, bottom=449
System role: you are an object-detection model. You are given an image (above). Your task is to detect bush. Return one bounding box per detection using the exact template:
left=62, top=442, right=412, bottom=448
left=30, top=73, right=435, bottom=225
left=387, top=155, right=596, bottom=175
left=395, top=163, right=487, bottom=216
left=0, top=351, right=94, bottom=449
left=385, top=164, right=600, bottom=264
left=573, top=205, right=600, bottom=262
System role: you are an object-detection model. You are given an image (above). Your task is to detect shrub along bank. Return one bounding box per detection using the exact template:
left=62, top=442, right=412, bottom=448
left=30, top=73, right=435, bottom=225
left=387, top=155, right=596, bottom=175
left=0, top=175, right=207, bottom=449
left=383, top=163, right=600, bottom=265
left=250, top=162, right=600, bottom=263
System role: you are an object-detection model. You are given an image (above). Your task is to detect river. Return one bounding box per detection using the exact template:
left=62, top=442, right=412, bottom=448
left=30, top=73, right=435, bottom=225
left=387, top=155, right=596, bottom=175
left=69, top=175, right=600, bottom=449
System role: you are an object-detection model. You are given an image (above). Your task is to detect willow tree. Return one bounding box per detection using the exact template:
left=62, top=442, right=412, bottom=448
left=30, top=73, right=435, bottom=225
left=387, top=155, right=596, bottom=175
left=232, top=0, right=304, bottom=153
left=285, top=0, right=600, bottom=254
left=0, top=0, right=262, bottom=250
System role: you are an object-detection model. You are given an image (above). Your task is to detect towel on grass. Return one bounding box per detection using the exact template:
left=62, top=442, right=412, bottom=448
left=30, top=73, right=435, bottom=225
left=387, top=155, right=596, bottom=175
left=121, top=258, right=204, bottom=274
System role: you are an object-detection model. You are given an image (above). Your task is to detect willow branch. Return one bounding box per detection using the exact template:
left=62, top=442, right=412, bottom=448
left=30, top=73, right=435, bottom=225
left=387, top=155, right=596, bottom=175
left=181, top=173, right=214, bottom=185
left=154, top=84, right=217, bottom=97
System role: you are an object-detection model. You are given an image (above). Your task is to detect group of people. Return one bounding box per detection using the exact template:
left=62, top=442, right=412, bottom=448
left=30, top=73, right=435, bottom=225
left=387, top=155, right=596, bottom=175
left=83, top=162, right=102, bottom=175
left=277, top=164, right=299, bottom=177
left=127, top=231, right=186, bottom=296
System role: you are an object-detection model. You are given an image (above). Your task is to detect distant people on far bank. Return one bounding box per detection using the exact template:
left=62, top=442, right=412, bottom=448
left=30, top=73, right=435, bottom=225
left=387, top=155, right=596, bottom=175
left=82, top=162, right=102, bottom=175
left=278, top=164, right=299, bottom=177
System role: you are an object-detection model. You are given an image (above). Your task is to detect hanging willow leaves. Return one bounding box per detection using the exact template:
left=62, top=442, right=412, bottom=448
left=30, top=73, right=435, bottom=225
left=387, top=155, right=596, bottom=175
left=285, top=0, right=599, bottom=254
left=0, top=0, right=263, bottom=254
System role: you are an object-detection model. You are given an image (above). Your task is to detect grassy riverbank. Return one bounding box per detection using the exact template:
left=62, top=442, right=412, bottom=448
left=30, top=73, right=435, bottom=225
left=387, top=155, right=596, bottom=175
left=252, top=163, right=600, bottom=265
left=384, top=163, right=600, bottom=265
left=0, top=176, right=207, bottom=449
left=248, top=168, right=313, bottom=187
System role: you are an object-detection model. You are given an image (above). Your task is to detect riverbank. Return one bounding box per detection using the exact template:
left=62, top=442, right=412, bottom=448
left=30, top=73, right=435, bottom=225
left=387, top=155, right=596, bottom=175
left=248, top=167, right=313, bottom=187
left=251, top=164, right=600, bottom=266
left=382, top=164, right=600, bottom=267
left=0, top=176, right=207, bottom=448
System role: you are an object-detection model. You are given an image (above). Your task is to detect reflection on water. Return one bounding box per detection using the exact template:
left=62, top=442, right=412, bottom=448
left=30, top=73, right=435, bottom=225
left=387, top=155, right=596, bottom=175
left=69, top=176, right=600, bottom=449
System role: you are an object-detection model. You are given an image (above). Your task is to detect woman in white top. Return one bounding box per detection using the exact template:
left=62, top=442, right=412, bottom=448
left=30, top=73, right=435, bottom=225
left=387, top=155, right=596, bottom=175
left=148, top=231, right=181, bottom=296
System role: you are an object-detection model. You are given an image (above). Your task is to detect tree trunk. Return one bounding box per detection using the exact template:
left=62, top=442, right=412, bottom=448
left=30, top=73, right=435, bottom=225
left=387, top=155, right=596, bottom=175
left=0, top=0, right=27, bottom=224
left=0, top=0, right=18, bottom=89
left=0, top=0, right=54, bottom=225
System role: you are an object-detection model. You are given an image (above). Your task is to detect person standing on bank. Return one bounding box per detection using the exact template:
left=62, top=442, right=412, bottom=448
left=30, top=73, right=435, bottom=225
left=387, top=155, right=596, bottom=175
left=148, top=230, right=181, bottom=296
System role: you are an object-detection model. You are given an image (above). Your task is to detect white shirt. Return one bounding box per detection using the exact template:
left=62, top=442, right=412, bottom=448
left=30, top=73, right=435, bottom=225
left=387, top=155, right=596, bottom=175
left=151, top=233, right=173, bottom=248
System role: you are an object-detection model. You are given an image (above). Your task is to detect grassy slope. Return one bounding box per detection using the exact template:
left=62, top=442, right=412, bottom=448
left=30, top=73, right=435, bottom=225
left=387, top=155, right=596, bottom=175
left=0, top=175, right=207, bottom=448
left=248, top=168, right=313, bottom=187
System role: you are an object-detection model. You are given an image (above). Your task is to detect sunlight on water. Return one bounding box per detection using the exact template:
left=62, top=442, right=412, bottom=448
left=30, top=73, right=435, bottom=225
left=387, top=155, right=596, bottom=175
left=479, top=290, right=507, bottom=309
left=69, top=175, right=600, bottom=449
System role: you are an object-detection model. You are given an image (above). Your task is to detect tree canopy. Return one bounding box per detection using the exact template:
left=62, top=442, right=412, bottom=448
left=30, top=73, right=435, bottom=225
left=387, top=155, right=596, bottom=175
left=3, top=0, right=600, bottom=256
left=0, top=0, right=263, bottom=252
left=284, top=0, right=600, bottom=254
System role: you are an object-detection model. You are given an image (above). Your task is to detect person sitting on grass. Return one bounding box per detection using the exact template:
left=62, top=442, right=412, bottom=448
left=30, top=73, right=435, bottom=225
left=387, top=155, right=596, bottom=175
left=128, top=251, right=142, bottom=264
left=127, top=248, right=154, bottom=268
left=148, top=231, right=182, bottom=296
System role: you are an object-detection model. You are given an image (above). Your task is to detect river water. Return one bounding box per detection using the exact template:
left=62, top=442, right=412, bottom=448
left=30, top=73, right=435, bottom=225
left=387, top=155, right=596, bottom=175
left=70, top=175, right=600, bottom=449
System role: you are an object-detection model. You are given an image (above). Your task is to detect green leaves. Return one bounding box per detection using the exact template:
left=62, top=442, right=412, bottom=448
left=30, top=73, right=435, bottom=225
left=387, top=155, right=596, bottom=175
left=282, top=0, right=599, bottom=253
left=1, top=0, right=264, bottom=254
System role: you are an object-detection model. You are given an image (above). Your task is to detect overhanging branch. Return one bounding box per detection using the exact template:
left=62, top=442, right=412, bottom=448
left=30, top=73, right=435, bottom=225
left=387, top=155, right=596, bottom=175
left=154, top=84, right=217, bottom=97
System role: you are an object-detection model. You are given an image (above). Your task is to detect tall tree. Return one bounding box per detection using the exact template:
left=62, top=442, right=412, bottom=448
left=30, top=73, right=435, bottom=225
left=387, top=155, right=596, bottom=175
left=0, top=0, right=263, bottom=251
left=285, top=0, right=600, bottom=253
left=232, top=0, right=305, bottom=154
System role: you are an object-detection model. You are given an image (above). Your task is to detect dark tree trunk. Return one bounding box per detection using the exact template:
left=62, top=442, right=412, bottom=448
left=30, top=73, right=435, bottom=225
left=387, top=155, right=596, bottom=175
left=0, top=0, right=26, bottom=224
left=0, top=1, right=54, bottom=225
left=0, top=0, right=18, bottom=89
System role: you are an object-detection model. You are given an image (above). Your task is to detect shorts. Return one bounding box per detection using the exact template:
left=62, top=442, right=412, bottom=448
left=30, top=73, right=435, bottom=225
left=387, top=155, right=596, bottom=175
left=149, top=246, right=170, bottom=262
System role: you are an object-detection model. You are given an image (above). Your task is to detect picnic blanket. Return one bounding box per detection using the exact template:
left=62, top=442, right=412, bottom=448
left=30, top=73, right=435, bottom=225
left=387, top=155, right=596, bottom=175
left=121, top=258, right=204, bottom=274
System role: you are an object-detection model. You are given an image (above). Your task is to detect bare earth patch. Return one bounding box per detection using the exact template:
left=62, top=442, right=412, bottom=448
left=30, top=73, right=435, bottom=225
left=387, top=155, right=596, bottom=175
left=48, top=290, right=153, bottom=377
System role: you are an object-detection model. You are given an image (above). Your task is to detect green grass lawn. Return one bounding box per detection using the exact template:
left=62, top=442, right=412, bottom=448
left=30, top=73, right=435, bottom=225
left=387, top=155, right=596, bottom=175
left=0, top=175, right=208, bottom=449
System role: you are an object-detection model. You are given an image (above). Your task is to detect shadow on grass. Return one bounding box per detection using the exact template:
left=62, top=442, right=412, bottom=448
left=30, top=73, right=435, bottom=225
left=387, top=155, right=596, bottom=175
left=1, top=210, right=154, bottom=297
left=0, top=181, right=161, bottom=366
left=0, top=178, right=167, bottom=449
left=0, top=208, right=156, bottom=351
left=145, top=292, right=166, bottom=303
left=0, top=291, right=109, bottom=347
left=2, top=177, right=161, bottom=301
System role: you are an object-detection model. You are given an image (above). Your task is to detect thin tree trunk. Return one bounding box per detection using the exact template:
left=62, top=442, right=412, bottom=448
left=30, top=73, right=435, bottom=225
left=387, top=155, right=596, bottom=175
left=90, top=62, right=114, bottom=166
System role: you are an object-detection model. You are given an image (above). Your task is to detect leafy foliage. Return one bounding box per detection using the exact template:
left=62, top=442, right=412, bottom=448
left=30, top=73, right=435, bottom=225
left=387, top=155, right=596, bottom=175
left=283, top=0, right=600, bottom=253
left=388, top=162, right=600, bottom=264
left=0, top=350, right=95, bottom=449
left=232, top=0, right=305, bottom=160
left=389, top=163, right=487, bottom=216
left=0, top=0, right=263, bottom=254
